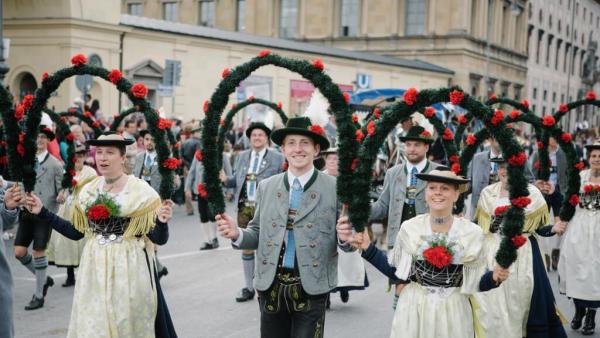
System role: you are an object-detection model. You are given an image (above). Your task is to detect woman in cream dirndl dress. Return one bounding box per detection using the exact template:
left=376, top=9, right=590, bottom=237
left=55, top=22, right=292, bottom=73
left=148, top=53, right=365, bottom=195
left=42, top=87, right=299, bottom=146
left=473, top=160, right=566, bottom=338
left=558, top=142, right=600, bottom=335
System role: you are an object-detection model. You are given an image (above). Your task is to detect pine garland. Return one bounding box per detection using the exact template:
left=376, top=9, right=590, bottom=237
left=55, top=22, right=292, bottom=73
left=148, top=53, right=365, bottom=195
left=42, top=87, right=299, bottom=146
left=0, top=87, right=22, bottom=181
left=202, top=52, right=354, bottom=214
left=43, top=108, right=76, bottom=190
left=59, top=108, right=104, bottom=138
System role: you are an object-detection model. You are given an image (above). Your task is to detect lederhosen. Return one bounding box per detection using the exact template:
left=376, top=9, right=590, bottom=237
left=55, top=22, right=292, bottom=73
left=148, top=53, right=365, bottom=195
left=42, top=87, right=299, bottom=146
left=400, top=161, right=430, bottom=224
left=237, top=150, right=268, bottom=228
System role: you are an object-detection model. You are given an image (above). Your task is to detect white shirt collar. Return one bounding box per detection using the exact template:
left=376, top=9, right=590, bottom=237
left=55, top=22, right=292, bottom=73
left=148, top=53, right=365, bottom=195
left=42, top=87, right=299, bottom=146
left=36, top=151, right=48, bottom=164
left=251, top=147, right=267, bottom=158
left=145, top=151, right=157, bottom=160
left=287, top=166, right=316, bottom=188
left=489, top=148, right=501, bottom=159
left=406, top=158, right=428, bottom=173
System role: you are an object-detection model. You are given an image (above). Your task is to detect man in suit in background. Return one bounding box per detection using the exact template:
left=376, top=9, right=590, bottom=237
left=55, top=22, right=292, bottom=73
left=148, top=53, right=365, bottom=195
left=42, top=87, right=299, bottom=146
left=221, top=122, right=284, bottom=302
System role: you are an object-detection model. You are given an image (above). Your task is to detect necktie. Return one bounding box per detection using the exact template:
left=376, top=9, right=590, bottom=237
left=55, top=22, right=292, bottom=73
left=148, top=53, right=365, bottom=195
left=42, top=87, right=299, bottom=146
left=145, top=154, right=153, bottom=168
left=407, top=167, right=418, bottom=205
left=251, top=152, right=260, bottom=173
left=283, top=178, right=303, bottom=269
left=491, top=162, right=497, bottom=174
left=247, top=153, right=260, bottom=200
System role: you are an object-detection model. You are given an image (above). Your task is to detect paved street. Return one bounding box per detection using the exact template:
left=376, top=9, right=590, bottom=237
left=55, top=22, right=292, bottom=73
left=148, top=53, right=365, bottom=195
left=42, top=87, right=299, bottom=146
left=5, top=203, right=596, bottom=337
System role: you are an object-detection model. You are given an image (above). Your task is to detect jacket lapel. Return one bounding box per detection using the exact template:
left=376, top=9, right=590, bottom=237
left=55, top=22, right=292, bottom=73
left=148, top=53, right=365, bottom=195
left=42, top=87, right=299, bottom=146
left=256, top=150, right=270, bottom=175
left=396, top=164, right=407, bottom=195
left=275, top=176, right=289, bottom=221
left=294, top=186, right=321, bottom=224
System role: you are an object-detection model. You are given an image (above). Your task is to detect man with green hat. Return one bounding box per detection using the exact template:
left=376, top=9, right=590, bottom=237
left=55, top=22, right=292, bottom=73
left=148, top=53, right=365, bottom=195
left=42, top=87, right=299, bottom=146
left=217, top=116, right=354, bottom=338
left=220, top=121, right=284, bottom=302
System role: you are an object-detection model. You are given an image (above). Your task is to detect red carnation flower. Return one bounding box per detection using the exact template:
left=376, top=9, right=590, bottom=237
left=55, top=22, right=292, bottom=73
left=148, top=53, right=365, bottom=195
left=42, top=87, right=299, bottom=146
left=494, top=205, right=511, bottom=216
left=457, top=114, right=467, bottom=124
left=108, top=69, right=123, bottom=84
left=69, top=107, right=76, bottom=113
left=569, top=194, right=580, bottom=206
left=424, top=107, right=435, bottom=117
left=403, top=88, right=418, bottom=106
left=16, top=144, right=25, bottom=157
left=258, top=49, right=272, bottom=57
left=423, top=246, right=453, bottom=269
left=367, top=121, right=376, bottom=136
left=442, top=128, right=454, bottom=141
left=163, top=158, right=182, bottom=170
left=511, top=235, right=527, bottom=248
left=72, top=157, right=78, bottom=164
left=451, top=163, right=461, bottom=174
left=22, top=95, right=34, bottom=110
left=583, top=184, right=594, bottom=193
left=420, top=131, right=432, bottom=138
left=197, top=183, right=208, bottom=198
left=466, top=134, right=476, bottom=146
left=542, top=115, right=556, bottom=127
left=448, top=154, right=459, bottom=163
left=574, top=161, right=585, bottom=170
left=0, top=156, right=7, bottom=165
left=449, top=90, right=464, bottom=105
left=18, top=132, right=25, bottom=143
left=511, top=196, right=532, bottom=208
left=508, top=152, right=527, bottom=166
left=343, top=92, right=351, bottom=104
left=561, top=132, right=572, bottom=143
left=84, top=111, right=93, bottom=119
left=506, top=123, right=514, bottom=129
left=68, top=169, right=76, bottom=177
left=66, top=133, right=75, bottom=141
left=71, top=54, right=87, bottom=67
left=248, top=96, right=255, bottom=101
left=14, top=104, right=25, bottom=120
left=355, top=130, right=365, bottom=142
left=352, top=114, right=359, bottom=123
left=558, top=104, right=568, bottom=113
left=586, top=90, right=596, bottom=100
left=157, top=118, right=173, bottom=130
left=277, top=102, right=283, bottom=109
left=311, top=59, right=324, bottom=71
left=536, top=141, right=544, bottom=149
left=351, top=158, right=359, bottom=171
left=373, top=108, right=381, bottom=119
left=203, top=100, right=210, bottom=113
left=42, top=72, right=49, bottom=82
left=490, top=110, right=504, bottom=126
left=221, top=68, right=230, bottom=78
left=131, top=83, right=148, bottom=99
left=220, top=119, right=225, bottom=126
left=87, top=205, right=111, bottom=222
left=309, top=125, right=325, bottom=136
left=509, top=110, right=521, bottom=120
left=71, top=179, right=78, bottom=187
left=195, top=150, right=203, bottom=161
left=489, top=93, right=497, bottom=99
left=173, top=142, right=181, bottom=149
left=92, top=121, right=101, bottom=128
left=281, top=162, right=288, bottom=171
left=521, top=99, right=530, bottom=109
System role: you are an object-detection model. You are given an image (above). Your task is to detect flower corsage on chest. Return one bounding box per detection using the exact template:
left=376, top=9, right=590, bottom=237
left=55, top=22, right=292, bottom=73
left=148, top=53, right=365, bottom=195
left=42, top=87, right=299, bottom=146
left=580, top=184, right=600, bottom=210
left=410, top=233, right=464, bottom=289
left=86, top=193, right=128, bottom=241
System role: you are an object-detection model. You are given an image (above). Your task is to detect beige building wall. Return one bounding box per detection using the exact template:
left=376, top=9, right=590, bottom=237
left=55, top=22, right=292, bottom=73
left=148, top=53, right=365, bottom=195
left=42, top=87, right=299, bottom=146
left=3, top=0, right=451, bottom=123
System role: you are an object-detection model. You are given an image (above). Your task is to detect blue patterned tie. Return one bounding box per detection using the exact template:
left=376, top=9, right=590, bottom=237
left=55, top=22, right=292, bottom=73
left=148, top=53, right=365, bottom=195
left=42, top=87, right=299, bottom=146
left=491, top=162, right=497, bottom=174
left=283, top=178, right=303, bottom=269
left=407, top=167, right=418, bottom=205
left=247, top=153, right=260, bottom=199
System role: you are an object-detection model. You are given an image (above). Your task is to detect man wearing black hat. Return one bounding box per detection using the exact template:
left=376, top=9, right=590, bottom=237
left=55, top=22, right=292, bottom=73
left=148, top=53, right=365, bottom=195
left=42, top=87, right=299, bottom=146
left=14, top=125, right=63, bottom=310
left=218, top=116, right=354, bottom=338
left=220, top=122, right=284, bottom=302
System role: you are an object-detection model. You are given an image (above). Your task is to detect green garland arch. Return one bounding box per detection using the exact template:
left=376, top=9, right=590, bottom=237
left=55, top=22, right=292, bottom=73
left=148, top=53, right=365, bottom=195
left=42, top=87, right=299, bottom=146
left=0, top=87, right=26, bottom=182
left=59, top=108, right=104, bottom=138
left=216, top=97, right=289, bottom=168
left=42, top=108, right=77, bottom=190
left=19, top=54, right=176, bottom=199
left=202, top=51, right=355, bottom=214
left=344, top=87, right=529, bottom=268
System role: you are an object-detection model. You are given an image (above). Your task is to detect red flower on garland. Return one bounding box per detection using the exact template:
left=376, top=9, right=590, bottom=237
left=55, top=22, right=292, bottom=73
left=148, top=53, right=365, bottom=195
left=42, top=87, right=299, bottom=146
left=448, top=154, right=459, bottom=163
left=231, top=103, right=237, bottom=109
left=490, top=110, right=504, bottom=126
left=508, top=110, right=521, bottom=120
left=367, top=121, right=376, bottom=136
left=420, top=130, right=432, bottom=138
left=71, top=54, right=87, bottom=67
left=506, top=123, right=514, bottom=129
left=163, top=158, right=182, bottom=170
left=536, top=141, right=544, bottom=149
left=558, top=104, right=568, bottom=113
left=511, top=235, right=527, bottom=248
left=569, top=194, right=580, bottom=206
left=309, top=125, right=325, bottom=136
left=72, top=157, right=78, bottom=164
left=449, top=90, right=464, bottom=105
left=16, top=144, right=25, bottom=157
left=586, top=90, right=596, bottom=100
left=173, top=142, right=181, bottom=149
left=511, top=196, right=532, bottom=208
left=574, top=161, right=585, bottom=170
left=203, top=100, right=210, bottom=113
left=14, top=104, right=25, bottom=120
left=197, top=183, right=208, bottom=198
left=466, top=134, right=476, bottom=146
left=84, top=111, right=93, bottom=119
left=542, top=115, right=556, bottom=127
left=508, top=152, right=527, bottom=166
left=258, top=49, right=272, bottom=57
left=281, top=162, right=289, bottom=171
left=71, top=179, right=78, bottom=187
left=248, top=96, right=255, bottom=101
left=0, top=156, right=7, bottom=165
left=424, top=107, right=435, bottom=117
left=489, top=93, right=497, bottom=100
left=451, top=163, right=461, bottom=174
left=583, top=184, right=594, bottom=193
left=311, top=59, right=324, bottom=70
left=403, top=88, right=418, bottom=105
left=18, top=132, right=25, bottom=143
left=457, top=114, right=467, bottom=124
left=157, top=118, right=173, bottom=130
left=195, top=150, right=203, bottom=161
left=277, top=102, right=283, bottom=109
left=373, top=108, right=381, bottom=119
left=92, top=121, right=101, bottom=128
left=219, top=119, right=225, bottom=126
left=68, top=169, right=77, bottom=177
left=66, top=133, right=75, bottom=141
left=42, top=72, right=49, bottom=82
left=221, top=68, right=230, bottom=78
left=423, top=246, right=453, bottom=269
left=343, top=92, right=351, bottom=104
left=494, top=205, right=511, bottom=216
left=561, top=132, right=572, bottom=143
left=87, top=205, right=110, bottom=222
left=131, top=83, right=148, bottom=99
left=108, top=69, right=123, bottom=84
left=355, top=129, right=365, bottom=142
left=533, top=160, right=541, bottom=170
left=351, top=158, right=359, bottom=171
left=69, top=107, right=76, bottom=113
left=442, top=128, right=454, bottom=141
left=352, top=114, right=359, bottom=123
left=521, top=99, right=530, bottom=109
left=22, top=95, right=34, bottom=110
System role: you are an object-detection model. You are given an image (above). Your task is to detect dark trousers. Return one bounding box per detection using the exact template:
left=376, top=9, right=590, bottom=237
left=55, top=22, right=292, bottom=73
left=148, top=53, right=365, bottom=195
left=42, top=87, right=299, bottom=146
left=258, top=281, right=328, bottom=338
left=544, top=187, right=563, bottom=217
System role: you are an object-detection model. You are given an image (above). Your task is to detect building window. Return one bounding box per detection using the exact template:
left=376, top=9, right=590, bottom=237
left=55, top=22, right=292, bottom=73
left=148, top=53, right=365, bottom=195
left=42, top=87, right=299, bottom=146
left=163, top=2, right=178, bottom=22
left=533, top=87, right=538, bottom=99
left=552, top=92, right=557, bottom=102
left=543, top=90, right=547, bottom=101
left=405, top=0, right=426, bottom=36
left=555, top=39, right=562, bottom=70
left=546, top=35, right=553, bottom=67
left=198, top=0, right=215, bottom=27
left=558, top=19, right=561, bottom=33
left=536, top=30, right=544, bottom=64
left=128, top=3, right=143, bottom=16
left=280, top=0, right=298, bottom=38
left=539, top=9, right=543, bottom=24
left=561, top=93, right=565, bottom=102
left=564, top=43, right=570, bottom=72
left=236, top=0, right=246, bottom=31
left=340, top=0, right=360, bottom=37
